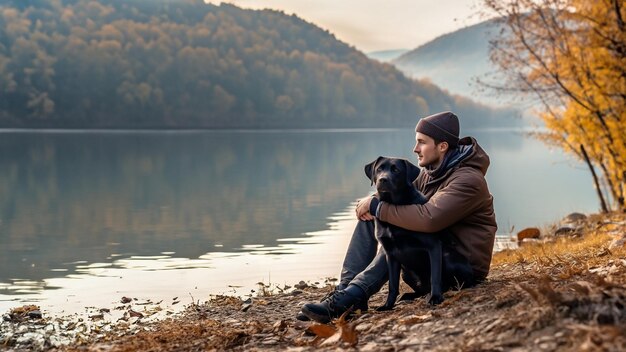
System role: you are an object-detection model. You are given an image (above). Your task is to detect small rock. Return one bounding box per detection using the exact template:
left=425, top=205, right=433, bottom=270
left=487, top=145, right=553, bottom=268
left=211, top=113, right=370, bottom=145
left=294, top=281, right=308, bottom=289
left=554, top=224, right=581, bottom=237
left=517, top=227, right=540, bottom=244
left=121, top=296, right=132, bottom=304
left=563, top=212, right=587, bottom=223
left=128, top=309, right=143, bottom=318
left=27, top=310, right=43, bottom=319
left=241, top=298, right=253, bottom=312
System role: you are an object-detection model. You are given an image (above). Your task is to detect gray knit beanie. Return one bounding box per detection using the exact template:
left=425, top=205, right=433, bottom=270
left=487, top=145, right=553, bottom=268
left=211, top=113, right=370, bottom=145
left=415, top=111, right=460, bottom=147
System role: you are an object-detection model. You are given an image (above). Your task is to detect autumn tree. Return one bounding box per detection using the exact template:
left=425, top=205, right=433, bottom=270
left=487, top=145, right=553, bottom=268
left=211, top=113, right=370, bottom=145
left=482, top=0, right=626, bottom=211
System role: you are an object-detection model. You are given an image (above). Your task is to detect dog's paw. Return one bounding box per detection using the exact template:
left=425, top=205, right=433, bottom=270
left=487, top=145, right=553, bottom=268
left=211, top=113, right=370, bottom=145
left=375, top=304, right=394, bottom=311
left=427, top=294, right=444, bottom=306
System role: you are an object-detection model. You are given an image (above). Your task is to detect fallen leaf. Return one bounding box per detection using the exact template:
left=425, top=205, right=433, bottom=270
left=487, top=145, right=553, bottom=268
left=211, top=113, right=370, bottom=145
left=320, top=330, right=342, bottom=346
left=340, top=323, right=358, bottom=346
left=306, top=323, right=337, bottom=338
left=335, top=311, right=358, bottom=346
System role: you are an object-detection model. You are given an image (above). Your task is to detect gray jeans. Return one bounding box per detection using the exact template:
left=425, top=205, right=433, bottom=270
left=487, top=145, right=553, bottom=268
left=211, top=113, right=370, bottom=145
left=338, top=220, right=390, bottom=297
left=339, top=220, right=477, bottom=299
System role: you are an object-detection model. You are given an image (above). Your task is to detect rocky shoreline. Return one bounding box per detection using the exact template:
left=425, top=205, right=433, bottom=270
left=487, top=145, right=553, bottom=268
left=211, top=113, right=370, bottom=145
left=2, top=212, right=626, bottom=351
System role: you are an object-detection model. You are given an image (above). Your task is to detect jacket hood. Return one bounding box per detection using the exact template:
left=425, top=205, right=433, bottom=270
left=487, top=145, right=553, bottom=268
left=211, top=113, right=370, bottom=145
left=459, top=136, right=490, bottom=176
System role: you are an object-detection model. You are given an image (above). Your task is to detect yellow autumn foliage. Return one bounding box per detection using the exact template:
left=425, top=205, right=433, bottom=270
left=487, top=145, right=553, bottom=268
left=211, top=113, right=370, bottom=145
left=484, top=0, right=626, bottom=210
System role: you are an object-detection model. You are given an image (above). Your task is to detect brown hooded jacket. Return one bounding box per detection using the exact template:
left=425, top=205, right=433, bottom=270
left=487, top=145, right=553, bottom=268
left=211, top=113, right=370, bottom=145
left=376, top=136, right=497, bottom=279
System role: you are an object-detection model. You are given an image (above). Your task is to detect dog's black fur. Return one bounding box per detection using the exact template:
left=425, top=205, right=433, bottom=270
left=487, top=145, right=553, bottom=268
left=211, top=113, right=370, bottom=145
left=365, top=156, right=460, bottom=310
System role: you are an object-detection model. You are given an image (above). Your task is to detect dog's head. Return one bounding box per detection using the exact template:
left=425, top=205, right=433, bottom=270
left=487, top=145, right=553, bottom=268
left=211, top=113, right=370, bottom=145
left=364, top=156, right=421, bottom=202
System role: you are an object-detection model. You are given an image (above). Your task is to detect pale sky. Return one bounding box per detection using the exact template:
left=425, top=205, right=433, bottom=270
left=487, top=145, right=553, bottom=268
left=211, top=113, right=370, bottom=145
left=206, top=1, right=486, bottom=52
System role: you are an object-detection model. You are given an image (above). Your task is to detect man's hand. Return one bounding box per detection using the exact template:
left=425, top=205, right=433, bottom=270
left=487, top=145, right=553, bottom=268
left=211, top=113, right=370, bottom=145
left=356, top=196, right=376, bottom=221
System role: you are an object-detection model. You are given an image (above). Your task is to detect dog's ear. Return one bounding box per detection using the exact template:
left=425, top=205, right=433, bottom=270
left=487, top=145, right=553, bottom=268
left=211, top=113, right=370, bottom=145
left=365, top=156, right=384, bottom=186
left=403, top=159, right=421, bottom=185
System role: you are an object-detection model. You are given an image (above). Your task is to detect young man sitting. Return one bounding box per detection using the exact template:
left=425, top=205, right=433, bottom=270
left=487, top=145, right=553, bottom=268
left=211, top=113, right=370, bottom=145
left=299, top=111, right=497, bottom=323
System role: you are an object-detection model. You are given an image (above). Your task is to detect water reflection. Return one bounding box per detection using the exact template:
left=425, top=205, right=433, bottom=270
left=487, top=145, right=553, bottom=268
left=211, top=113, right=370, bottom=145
left=0, top=128, right=598, bottom=303
left=0, top=130, right=408, bottom=295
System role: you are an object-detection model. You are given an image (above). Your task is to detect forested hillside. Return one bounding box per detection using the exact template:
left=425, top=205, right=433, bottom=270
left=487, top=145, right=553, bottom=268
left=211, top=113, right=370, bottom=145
left=0, top=0, right=515, bottom=128
left=392, top=20, right=500, bottom=105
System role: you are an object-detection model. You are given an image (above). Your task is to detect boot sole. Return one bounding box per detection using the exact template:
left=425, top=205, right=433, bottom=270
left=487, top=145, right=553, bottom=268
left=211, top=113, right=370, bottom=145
left=300, top=305, right=332, bottom=324
left=301, top=305, right=368, bottom=324
left=295, top=311, right=311, bottom=321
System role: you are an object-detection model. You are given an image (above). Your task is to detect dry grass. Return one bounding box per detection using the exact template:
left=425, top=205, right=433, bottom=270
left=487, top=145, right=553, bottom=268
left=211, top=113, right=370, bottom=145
left=493, top=212, right=626, bottom=269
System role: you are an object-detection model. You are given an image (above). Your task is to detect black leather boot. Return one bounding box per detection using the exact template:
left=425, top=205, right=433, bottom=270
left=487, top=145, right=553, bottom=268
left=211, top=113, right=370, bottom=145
left=295, top=283, right=350, bottom=321
left=300, top=285, right=368, bottom=324
left=296, top=289, right=336, bottom=321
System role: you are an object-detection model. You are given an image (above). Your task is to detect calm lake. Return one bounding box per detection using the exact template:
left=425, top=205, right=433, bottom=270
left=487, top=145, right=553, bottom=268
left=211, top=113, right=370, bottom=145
left=0, top=128, right=598, bottom=315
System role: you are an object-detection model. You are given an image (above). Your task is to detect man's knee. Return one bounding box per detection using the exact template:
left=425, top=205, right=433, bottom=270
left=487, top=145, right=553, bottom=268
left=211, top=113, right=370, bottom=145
left=356, top=219, right=375, bottom=232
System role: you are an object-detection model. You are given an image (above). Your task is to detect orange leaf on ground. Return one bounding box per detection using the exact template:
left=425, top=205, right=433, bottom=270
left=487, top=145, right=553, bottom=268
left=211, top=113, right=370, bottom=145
left=340, top=323, right=358, bottom=346
left=306, top=323, right=337, bottom=338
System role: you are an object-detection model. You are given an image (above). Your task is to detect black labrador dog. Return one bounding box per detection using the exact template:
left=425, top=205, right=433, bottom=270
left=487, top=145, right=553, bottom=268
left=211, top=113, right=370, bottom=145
left=365, top=156, right=459, bottom=310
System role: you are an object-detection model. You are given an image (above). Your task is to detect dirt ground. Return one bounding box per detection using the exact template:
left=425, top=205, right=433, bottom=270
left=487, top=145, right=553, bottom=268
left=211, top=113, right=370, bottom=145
left=2, top=212, right=626, bottom=351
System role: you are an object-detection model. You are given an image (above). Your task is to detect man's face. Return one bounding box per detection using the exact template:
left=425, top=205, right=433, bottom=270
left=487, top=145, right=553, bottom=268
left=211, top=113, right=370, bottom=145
left=413, top=132, right=447, bottom=168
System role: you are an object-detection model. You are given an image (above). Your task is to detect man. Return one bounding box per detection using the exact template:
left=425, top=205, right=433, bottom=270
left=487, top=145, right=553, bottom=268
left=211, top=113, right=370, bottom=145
left=299, top=111, right=497, bottom=323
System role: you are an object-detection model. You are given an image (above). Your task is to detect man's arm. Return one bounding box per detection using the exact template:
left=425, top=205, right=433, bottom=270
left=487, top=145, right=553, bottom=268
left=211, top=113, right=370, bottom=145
left=377, top=171, right=489, bottom=232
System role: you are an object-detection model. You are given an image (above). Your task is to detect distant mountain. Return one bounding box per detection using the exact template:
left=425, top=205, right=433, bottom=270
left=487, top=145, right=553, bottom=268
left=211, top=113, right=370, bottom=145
left=366, top=49, right=409, bottom=63
left=392, top=20, right=505, bottom=107
left=0, top=0, right=517, bottom=128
